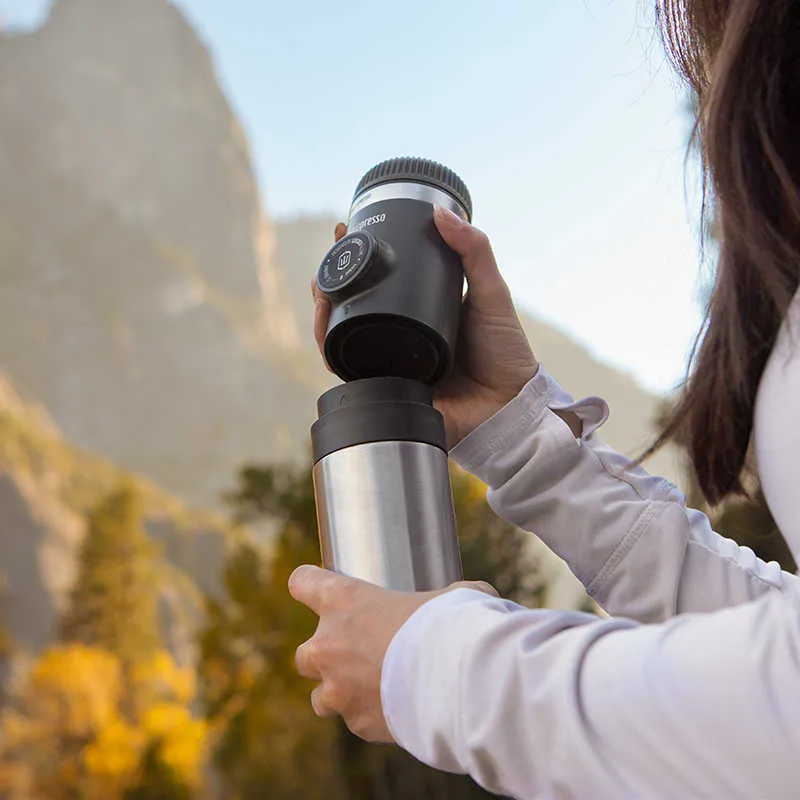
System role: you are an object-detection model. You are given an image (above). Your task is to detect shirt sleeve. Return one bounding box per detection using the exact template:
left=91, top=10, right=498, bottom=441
left=381, top=587, right=800, bottom=800
left=450, top=365, right=799, bottom=623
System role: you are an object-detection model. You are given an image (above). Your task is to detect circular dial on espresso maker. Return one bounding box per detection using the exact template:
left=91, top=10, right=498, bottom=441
left=317, top=232, right=378, bottom=298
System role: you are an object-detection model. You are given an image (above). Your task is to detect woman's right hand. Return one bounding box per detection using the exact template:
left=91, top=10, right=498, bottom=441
left=312, top=208, right=539, bottom=448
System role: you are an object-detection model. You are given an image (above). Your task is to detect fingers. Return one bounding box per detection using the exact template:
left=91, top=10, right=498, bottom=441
left=288, top=564, right=365, bottom=615
left=309, top=222, right=345, bottom=365
left=310, top=684, right=338, bottom=718
left=433, top=205, right=513, bottom=315
left=288, top=564, right=332, bottom=615
left=448, top=580, right=500, bottom=598
left=311, top=276, right=332, bottom=357
left=295, top=639, right=322, bottom=680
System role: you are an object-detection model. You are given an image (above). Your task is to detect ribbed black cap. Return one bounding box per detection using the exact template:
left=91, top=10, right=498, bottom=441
left=354, top=157, right=472, bottom=221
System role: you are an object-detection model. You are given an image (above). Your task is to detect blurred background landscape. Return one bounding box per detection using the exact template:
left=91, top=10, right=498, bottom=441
left=0, top=0, right=793, bottom=797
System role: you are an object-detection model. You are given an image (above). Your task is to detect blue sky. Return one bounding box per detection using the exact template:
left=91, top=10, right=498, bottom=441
left=1, top=0, right=706, bottom=394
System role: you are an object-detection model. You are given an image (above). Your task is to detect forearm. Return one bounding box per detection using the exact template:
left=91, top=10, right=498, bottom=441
left=451, top=367, right=796, bottom=621
left=382, top=587, right=800, bottom=800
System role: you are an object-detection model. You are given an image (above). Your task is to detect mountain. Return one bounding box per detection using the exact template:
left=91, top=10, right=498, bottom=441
left=0, top=0, right=677, bottom=518
left=0, top=0, right=685, bottom=668
left=0, top=0, right=327, bottom=507
left=517, top=318, right=677, bottom=480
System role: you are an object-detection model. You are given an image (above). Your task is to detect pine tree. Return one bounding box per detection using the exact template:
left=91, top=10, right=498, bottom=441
left=0, top=484, right=205, bottom=798
left=61, top=481, right=161, bottom=668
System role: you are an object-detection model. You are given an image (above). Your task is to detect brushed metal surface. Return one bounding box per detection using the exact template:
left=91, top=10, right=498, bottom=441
left=313, top=441, right=462, bottom=591
left=348, top=181, right=468, bottom=221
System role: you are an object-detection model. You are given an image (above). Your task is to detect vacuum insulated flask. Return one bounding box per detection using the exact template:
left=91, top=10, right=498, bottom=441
left=316, top=157, right=472, bottom=385
left=311, top=377, right=462, bottom=591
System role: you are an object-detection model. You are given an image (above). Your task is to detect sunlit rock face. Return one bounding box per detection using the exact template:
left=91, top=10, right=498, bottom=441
left=0, top=0, right=675, bottom=512
left=0, top=0, right=321, bottom=506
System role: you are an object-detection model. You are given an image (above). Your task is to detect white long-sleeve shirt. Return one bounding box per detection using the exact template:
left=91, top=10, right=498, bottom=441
left=380, top=294, right=800, bottom=799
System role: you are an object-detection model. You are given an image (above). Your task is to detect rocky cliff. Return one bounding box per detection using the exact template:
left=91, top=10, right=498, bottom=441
left=0, top=0, right=326, bottom=507
left=0, top=0, right=676, bottom=516
left=0, top=0, right=685, bottom=663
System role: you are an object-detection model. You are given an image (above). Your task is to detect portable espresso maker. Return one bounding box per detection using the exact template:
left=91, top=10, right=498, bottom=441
left=311, top=157, right=471, bottom=591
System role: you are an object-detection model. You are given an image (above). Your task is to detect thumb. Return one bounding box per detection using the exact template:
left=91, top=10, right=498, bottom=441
left=433, top=205, right=513, bottom=315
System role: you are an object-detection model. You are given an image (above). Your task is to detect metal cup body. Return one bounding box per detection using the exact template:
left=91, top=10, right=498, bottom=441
left=313, top=439, right=461, bottom=592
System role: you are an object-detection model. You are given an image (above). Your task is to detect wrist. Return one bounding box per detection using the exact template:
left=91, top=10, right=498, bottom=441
left=473, top=364, right=541, bottom=433
left=448, top=376, right=538, bottom=448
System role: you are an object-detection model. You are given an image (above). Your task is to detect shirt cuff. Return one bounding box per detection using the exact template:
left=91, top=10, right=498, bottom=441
left=450, top=364, right=609, bottom=478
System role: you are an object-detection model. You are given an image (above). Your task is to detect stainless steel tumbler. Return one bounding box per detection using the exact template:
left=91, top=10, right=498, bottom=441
left=311, top=377, right=462, bottom=591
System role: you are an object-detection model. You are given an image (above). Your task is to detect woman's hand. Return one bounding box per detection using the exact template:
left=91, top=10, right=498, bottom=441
left=312, top=209, right=539, bottom=448
left=288, top=564, right=498, bottom=742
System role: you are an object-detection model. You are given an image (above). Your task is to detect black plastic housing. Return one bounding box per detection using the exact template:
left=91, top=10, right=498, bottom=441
left=311, top=377, right=446, bottom=464
left=319, top=158, right=470, bottom=385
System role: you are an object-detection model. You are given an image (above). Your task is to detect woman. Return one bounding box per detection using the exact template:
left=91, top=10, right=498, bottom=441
left=289, top=1, right=800, bottom=797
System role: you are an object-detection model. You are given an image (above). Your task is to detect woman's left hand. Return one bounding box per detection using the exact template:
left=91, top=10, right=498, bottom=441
left=288, top=564, right=498, bottom=742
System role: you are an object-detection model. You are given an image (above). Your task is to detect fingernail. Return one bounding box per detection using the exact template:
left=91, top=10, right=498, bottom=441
left=434, top=204, right=465, bottom=226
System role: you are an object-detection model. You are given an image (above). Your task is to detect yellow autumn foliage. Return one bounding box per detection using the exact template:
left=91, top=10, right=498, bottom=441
left=0, top=644, right=207, bottom=799
left=83, top=718, right=145, bottom=780
left=460, top=468, right=489, bottom=506
left=142, top=704, right=208, bottom=784
left=25, top=644, right=121, bottom=737
left=133, top=650, right=196, bottom=705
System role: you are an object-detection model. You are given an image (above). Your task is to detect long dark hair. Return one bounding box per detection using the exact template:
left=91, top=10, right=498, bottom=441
left=650, top=0, right=800, bottom=504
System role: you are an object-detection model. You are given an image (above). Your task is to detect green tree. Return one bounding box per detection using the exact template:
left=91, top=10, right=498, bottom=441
left=61, top=482, right=161, bottom=668
left=43, top=483, right=199, bottom=800
left=201, top=462, right=542, bottom=798
left=200, top=468, right=348, bottom=799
